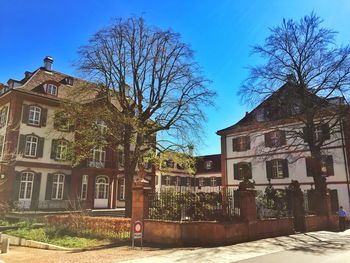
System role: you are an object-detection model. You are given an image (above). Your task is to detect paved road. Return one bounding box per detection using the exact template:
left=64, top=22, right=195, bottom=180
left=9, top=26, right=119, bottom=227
left=122, top=230, right=350, bottom=263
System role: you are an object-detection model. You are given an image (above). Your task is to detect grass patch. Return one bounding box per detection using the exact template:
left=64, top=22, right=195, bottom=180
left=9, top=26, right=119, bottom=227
left=5, top=227, right=112, bottom=248
left=0, top=219, right=11, bottom=226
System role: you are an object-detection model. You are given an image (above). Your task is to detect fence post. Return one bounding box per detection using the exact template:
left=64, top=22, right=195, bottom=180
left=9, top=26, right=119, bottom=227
left=238, top=189, right=257, bottom=222
left=131, top=179, right=151, bottom=223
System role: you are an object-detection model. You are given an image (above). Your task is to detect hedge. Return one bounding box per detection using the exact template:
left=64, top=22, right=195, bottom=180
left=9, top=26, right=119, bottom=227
left=44, top=215, right=131, bottom=239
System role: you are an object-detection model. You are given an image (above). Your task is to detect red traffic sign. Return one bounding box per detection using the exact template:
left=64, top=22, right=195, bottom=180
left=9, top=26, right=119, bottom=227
left=133, top=221, right=143, bottom=238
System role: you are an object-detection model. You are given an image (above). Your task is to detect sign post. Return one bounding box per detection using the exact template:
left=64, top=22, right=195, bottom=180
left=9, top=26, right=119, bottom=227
left=132, top=220, right=143, bottom=249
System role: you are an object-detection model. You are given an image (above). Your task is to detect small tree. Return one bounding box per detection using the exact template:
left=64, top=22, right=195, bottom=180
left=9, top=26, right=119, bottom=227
left=240, top=13, right=350, bottom=214
left=65, top=17, right=214, bottom=217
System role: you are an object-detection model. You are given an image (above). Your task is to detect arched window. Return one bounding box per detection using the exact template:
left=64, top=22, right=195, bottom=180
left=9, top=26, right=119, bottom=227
left=19, top=172, right=34, bottom=200
left=44, top=83, right=58, bottom=96
left=95, top=176, right=109, bottom=199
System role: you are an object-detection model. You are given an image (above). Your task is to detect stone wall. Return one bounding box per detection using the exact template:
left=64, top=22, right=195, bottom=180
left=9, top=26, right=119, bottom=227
left=144, top=218, right=294, bottom=247
left=304, top=215, right=339, bottom=232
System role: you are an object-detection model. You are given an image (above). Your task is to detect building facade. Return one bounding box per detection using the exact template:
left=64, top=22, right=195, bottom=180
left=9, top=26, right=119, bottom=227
left=0, top=57, right=152, bottom=210
left=217, top=82, right=350, bottom=213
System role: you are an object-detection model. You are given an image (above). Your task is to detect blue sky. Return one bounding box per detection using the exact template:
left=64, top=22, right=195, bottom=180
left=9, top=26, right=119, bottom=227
left=0, top=0, right=349, bottom=155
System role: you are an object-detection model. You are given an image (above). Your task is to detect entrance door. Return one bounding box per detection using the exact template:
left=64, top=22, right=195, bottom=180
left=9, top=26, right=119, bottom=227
left=94, top=176, right=109, bottom=208
left=18, top=172, right=34, bottom=209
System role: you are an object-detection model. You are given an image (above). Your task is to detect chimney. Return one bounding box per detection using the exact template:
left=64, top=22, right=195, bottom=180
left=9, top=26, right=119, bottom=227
left=43, top=56, right=53, bottom=71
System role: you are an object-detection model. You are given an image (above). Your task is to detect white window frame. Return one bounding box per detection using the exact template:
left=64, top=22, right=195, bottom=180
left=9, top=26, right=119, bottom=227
left=45, top=84, right=58, bottom=96
left=81, top=175, right=88, bottom=200
left=96, top=119, right=107, bottom=134
left=314, top=127, right=323, bottom=142
left=119, top=178, right=125, bottom=200
left=271, top=160, right=284, bottom=178
left=205, top=160, right=213, bottom=170
left=19, top=172, right=34, bottom=200
left=28, top=106, right=41, bottom=126
left=52, top=174, right=65, bottom=200
left=56, top=140, right=68, bottom=160
left=95, top=176, right=109, bottom=199
left=90, top=147, right=106, bottom=168
left=210, top=177, right=217, bottom=187
left=24, top=135, right=38, bottom=157
left=165, top=176, right=171, bottom=186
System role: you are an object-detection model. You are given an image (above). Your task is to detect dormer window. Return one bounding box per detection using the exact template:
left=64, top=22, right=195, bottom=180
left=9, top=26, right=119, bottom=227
left=44, top=84, right=58, bottom=96
left=204, top=160, right=213, bottom=170
left=64, top=77, right=74, bottom=86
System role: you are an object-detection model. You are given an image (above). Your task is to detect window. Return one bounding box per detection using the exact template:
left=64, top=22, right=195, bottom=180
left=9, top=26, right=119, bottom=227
left=232, top=136, right=250, bottom=152
left=0, top=106, right=8, bottom=127
left=19, top=172, right=34, bottom=200
left=45, top=84, right=58, bottom=96
left=95, top=176, right=109, bottom=199
left=89, top=147, right=106, bottom=168
left=266, top=159, right=288, bottom=179
left=52, top=174, right=65, bottom=200
left=28, top=106, right=41, bottom=126
left=25, top=136, right=38, bottom=157
left=96, top=119, right=107, bottom=134
left=306, top=155, right=334, bottom=177
left=199, top=178, right=204, bottom=187
left=175, top=176, right=181, bottom=186
left=64, top=77, right=74, bottom=86
left=204, top=160, right=213, bottom=170
left=186, top=177, right=191, bottom=186
left=210, top=177, right=217, bottom=187
left=119, top=178, right=125, bottom=200
left=234, top=162, right=252, bottom=180
left=165, top=176, right=171, bottom=186
left=81, top=175, right=88, bottom=200
left=163, top=160, right=174, bottom=168
left=118, top=150, right=125, bottom=168
left=0, top=135, right=4, bottom=158
left=55, top=140, right=68, bottom=160
left=265, top=130, right=286, bottom=147
left=303, top=124, right=330, bottom=143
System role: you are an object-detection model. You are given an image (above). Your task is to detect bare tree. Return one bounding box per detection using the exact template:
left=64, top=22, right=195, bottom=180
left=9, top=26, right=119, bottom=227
left=239, top=13, right=350, bottom=214
left=69, top=17, right=214, bottom=217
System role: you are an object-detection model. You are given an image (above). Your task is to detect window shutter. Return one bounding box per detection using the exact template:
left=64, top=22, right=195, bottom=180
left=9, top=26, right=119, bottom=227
left=37, top=137, right=45, bottom=158
left=245, top=136, right=251, bottom=150
left=217, top=177, right=222, bottom=186
left=195, top=178, right=199, bottom=187
left=282, top=159, right=289, bottom=178
left=30, top=173, right=42, bottom=210
left=232, top=138, right=238, bottom=152
left=303, top=127, right=308, bottom=142
left=280, top=131, right=286, bottom=145
left=204, top=178, right=211, bottom=186
left=12, top=172, right=21, bottom=202
left=40, top=108, right=48, bottom=127
left=18, top=134, right=26, bottom=154
left=63, top=174, right=71, bottom=200
left=45, top=173, right=53, bottom=200
left=305, top=157, right=319, bottom=177
left=266, top=160, right=272, bottom=179
left=171, top=176, right=176, bottom=186
left=247, top=162, right=252, bottom=179
left=233, top=163, right=239, bottom=180
left=191, top=177, right=195, bottom=187
left=50, top=139, right=57, bottom=159
left=326, top=155, right=334, bottom=176
left=264, top=133, right=271, bottom=147
left=322, top=123, right=330, bottom=140
left=330, top=189, right=339, bottom=212
left=22, top=104, right=29, bottom=124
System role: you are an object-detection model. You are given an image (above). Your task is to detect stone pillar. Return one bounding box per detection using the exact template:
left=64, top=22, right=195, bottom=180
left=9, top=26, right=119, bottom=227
left=131, top=180, right=152, bottom=223
left=1, top=238, right=9, bottom=254
left=238, top=190, right=257, bottom=222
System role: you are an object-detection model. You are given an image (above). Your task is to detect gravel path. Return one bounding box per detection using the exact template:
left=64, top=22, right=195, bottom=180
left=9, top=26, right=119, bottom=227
left=0, top=245, right=167, bottom=263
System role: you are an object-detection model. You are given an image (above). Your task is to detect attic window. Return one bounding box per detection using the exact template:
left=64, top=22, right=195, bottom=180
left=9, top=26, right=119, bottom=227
left=44, top=84, right=58, bottom=96
left=65, top=77, right=74, bottom=86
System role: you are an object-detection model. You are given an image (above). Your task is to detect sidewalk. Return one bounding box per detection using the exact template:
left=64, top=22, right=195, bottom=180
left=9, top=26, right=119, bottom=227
left=121, top=230, right=350, bottom=263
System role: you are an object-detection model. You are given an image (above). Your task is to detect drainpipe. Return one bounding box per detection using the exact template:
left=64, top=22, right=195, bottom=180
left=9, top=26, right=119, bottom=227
left=340, top=118, right=350, bottom=206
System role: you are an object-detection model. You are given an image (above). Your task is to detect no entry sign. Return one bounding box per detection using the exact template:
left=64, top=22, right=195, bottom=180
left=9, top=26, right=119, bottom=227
left=133, top=221, right=143, bottom=239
